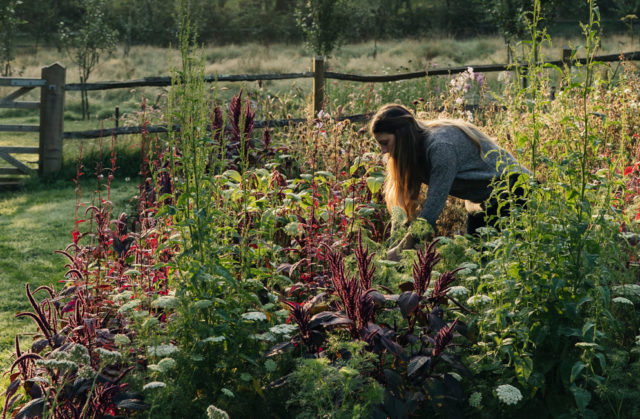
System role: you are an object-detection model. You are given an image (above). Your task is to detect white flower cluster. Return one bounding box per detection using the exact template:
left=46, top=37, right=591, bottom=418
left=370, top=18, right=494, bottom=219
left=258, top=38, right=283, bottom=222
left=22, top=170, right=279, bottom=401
left=612, top=284, right=640, bottom=303
left=147, top=343, right=179, bottom=357
left=111, top=291, right=133, bottom=303
left=148, top=357, right=177, bottom=373
left=77, top=365, right=96, bottom=380
left=118, top=299, right=141, bottom=314
left=202, top=336, right=226, bottom=343
left=38, top=359, right=78, bottom=373
left=467, top=295, right=492, bottom=306
left=206, top=404, right=230, bottom=419
left=151, top=296, right=178, bottom=309
left=269, top=323, right=298, bottom=338
left=635, top=335, right=640, bottom=347
left=612, top=296, right=634, bottom=306
left=447, top=286, right=470, bottom=299
left=242, top=311, right=267, bottom=321
left=114, top=334, right=131, bottom=346
left=495, top=384, right=522, bottom=405
left=66, top=344, right=90, bottom=364
left=194, top=299, right=213, bottom=309
left=95, top=347, right=123, bottom=365
left=143, top=381, right=166, bottom=390
left=250, top=332, right=276, bottom=342
left=468, top=391, right=482, bottom=408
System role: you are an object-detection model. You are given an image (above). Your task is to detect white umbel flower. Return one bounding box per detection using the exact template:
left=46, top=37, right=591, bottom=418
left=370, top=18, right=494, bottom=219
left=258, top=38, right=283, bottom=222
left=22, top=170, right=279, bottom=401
left=206, top=405, right=230, bottom=419
left=468, top=391, right=482, bottom=408
left=447, top=286, right=469, bottom=298
left=467, top=295, right=492, bottom=306
left=495, top=384, right=522, bottom=405
left=142, top=381, right=166, bottom=390
left=241, top=311, right=267, bottom=321
left=147, top=344, right=179, bottom=357
left=612, top=297, right=634, bottom=306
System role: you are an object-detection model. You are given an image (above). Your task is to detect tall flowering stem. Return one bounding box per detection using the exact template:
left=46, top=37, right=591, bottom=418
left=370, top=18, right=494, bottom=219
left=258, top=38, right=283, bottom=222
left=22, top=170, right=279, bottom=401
left=413, top=240, right=441, bottom=297
left=355, top=232, right=375, bottom=290
left=432, top=319, right=459, bottom=357
left=327, top=248, right=374, bottom=337
left=430, top=267, right=464, bottom=305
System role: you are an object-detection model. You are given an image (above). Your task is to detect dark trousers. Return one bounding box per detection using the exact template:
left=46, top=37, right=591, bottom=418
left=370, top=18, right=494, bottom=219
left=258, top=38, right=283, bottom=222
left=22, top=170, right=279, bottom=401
left=466, top=174, right=528, bottom=236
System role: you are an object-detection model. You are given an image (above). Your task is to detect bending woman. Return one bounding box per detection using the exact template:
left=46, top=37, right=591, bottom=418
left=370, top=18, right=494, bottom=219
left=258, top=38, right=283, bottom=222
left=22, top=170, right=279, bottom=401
left=369, top=104, right=531, bottom=240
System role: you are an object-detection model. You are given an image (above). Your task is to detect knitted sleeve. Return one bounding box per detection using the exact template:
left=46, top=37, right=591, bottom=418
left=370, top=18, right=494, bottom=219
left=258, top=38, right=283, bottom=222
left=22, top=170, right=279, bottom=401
left=417, top=142, right=458, bottom=227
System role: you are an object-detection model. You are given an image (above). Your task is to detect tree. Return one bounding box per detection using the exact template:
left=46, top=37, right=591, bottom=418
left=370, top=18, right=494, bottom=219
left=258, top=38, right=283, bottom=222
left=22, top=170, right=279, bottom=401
left=0, top=0, right=25, bottom=76
left=296, top=0, right=355, bottom=57
left=59, top=0, right=118, bottom=119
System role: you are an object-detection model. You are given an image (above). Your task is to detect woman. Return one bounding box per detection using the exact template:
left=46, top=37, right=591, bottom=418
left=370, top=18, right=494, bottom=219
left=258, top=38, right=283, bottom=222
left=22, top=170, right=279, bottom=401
left=369, top=104, right=530, bottom=247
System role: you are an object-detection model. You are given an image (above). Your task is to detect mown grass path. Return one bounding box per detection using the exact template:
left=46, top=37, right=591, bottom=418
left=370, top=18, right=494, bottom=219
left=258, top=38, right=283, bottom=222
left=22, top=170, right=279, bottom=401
left=0, top=180, right=138, bottom=385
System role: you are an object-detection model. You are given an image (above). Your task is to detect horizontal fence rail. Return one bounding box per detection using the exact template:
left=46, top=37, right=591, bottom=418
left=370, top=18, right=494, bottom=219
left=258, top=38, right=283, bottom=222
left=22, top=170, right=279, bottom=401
left=62, top=51, right=640, bottom=91
left=63, top=113, right=373, bottom=140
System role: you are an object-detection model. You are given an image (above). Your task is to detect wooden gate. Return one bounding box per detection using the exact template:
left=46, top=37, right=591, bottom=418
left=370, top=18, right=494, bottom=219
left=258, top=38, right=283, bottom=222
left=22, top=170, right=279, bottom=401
left=0, top=63, right=65, bottom=187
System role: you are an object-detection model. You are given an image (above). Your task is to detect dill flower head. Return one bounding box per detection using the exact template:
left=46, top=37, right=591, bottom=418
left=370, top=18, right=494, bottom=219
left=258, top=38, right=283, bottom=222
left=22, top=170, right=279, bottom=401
left=207, top=405, right=230, bottom=419
left=447, top=286, right=470, bottom=299
left=269, top=323, right=298, bottom=338
left=241, top=311, right=267, bottom=321
left=468, top=391, right=482, bottom=408
left=495, top=384, right=522, bottom=405
left=114, top=333, right=131, bottom=346
left=95, top=347, right=123, bottom=365
left=612, top=297, right=634, bottom=306
left=143, top=381, right=166, bottom=390
left=147, top=344, right=179, bottom=357
left=151, top=296, right=179, bottom=309
left=466, top=294, right=492, bottom=306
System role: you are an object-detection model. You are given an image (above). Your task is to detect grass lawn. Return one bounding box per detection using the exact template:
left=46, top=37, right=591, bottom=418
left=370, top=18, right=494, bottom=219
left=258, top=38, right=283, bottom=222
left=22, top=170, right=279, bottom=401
left=0, top=179, right=139, bottom=384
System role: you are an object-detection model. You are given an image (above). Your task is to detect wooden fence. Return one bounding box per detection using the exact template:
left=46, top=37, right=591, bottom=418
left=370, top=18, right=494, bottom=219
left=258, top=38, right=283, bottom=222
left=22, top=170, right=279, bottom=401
left=1, top=49, right=639, bottom=181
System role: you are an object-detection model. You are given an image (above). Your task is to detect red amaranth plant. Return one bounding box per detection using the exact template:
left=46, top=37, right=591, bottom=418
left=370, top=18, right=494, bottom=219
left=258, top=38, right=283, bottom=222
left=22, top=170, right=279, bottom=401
left=412, top=239, right=441, bottom=297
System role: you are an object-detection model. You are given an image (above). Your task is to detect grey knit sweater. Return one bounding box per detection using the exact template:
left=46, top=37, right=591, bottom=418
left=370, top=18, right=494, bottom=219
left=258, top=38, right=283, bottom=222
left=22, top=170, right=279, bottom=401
left=417, top=125, right=530, bottom=227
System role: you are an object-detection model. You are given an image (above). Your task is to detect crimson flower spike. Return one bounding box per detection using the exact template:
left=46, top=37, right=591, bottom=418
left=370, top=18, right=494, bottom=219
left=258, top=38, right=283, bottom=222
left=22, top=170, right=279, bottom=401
left=412, top=239, right=441, bottom=297
left=355, top=232, right=375, bottom=290
left=432, top=318, right=459, bottom=357
left=284, top=301, right=311, bottom=342
left=430, top=267, right=465, bottom=304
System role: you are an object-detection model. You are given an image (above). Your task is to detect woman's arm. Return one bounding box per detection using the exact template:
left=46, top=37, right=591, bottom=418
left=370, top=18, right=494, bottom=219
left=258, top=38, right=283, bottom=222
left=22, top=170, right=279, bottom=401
left=418, top=142, right=458, bottom=227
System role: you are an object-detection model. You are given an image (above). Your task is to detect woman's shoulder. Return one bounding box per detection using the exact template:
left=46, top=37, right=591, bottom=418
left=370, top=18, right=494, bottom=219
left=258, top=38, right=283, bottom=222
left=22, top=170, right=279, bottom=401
left=425, top=125, right=474, bottom=149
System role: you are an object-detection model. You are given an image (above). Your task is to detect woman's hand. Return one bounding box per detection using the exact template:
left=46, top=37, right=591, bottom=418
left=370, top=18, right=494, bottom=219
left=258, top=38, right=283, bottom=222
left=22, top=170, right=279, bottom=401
left=386, top=232, right=415, bottom=261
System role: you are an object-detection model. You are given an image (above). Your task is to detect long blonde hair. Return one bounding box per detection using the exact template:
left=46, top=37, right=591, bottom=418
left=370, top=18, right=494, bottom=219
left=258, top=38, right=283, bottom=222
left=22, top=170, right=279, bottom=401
left=369, top=104, right=495, bottom=220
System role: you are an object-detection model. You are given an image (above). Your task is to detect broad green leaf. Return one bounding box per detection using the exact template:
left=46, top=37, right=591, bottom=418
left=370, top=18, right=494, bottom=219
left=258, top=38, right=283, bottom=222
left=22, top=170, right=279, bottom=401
left=223, top=169, right=242, bottom=183
left=570, top=361, right=587, bottom=383
left=366, top=175, right=384, bottom=195
left=570, top=384, right=591, bottom=411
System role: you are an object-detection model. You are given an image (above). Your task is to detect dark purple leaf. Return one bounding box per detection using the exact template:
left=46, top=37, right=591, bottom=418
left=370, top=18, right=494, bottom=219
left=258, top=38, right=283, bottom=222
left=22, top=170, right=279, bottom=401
left=4, top=378, right=21, bottom=398
left=115, top=398, right=149, bottom=411
left=6, top=393, right=22, bottom=412
left=407, top=356, right=431, bottom=376
left=379, top=335, right=408, bottom=361
left=15, top=397, right=45, bottom=419
left=368, top=291, right=386, bottom=308
left=31, top=338, right=49, bottom=353
left=308, top=311, right=353, bottom=329
left=265, top=341, right=294, bottom=358
left=398, top=281, right=415, bottom=292
left=398, top=292, right=419, bottom=318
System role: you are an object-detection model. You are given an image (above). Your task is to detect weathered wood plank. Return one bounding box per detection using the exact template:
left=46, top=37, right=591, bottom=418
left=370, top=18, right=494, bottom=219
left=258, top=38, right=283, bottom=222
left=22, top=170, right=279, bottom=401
left=0, top=101, right=39, bottom=109
left=0, top=125, right=39, bottom=132
left=0, top=78, right=46, bottom=87
left=0, top=147, right=39, bottom=154
left=0, top=168, right=25, bottom=175
left=0, top=152, right=35, bottom=174
left=2, top=86, right=36, bottom=102
left=0, top=125, right=40, bottom=132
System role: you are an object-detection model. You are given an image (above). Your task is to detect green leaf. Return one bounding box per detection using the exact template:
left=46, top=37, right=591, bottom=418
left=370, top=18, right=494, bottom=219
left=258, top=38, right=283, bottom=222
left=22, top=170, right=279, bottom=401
left=570, top=361, right=587, bottom=383
left=284, top=221, right=303, bottom=236
left=344, top=198, right=355, bottom=217
left=223, top=170, right=242, bottom=183
left=570, top=384, right=591, bottom=411
left=366, top=175, right=384, bottom=195
left=514, top=355, right=533, bottom=382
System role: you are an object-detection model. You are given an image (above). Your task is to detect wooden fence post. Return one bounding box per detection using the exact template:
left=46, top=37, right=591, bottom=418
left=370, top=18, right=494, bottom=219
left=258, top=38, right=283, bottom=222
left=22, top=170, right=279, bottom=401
left=562, top=46, right=572, bottom=68
left=313, top=56, right=325, bottom=115
left=39, top=63, right=65, bottom=176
